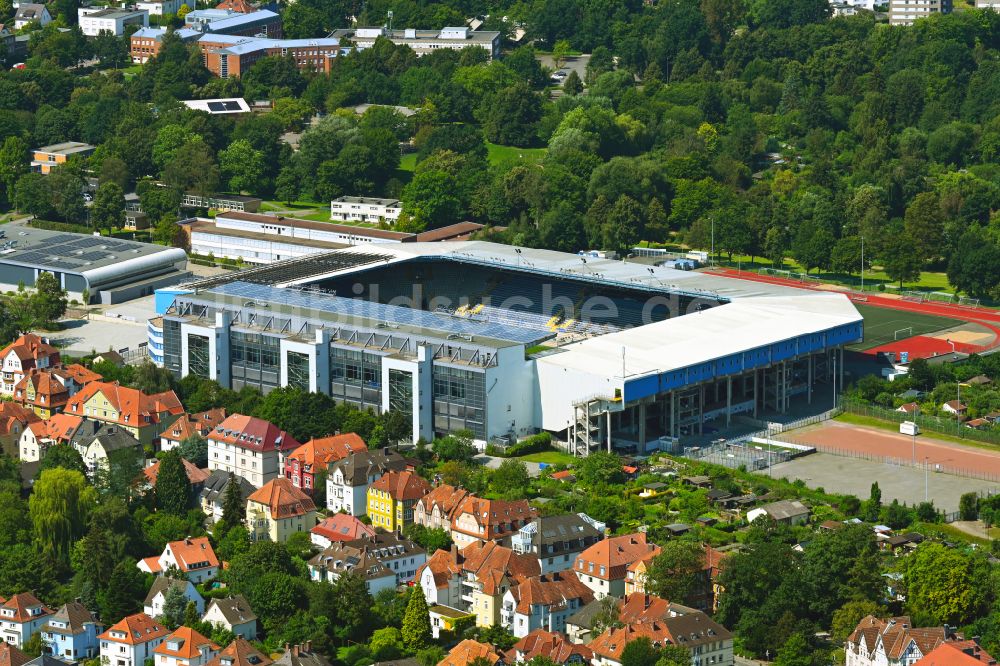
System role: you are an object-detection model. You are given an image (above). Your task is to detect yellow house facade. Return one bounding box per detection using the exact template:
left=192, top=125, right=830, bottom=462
left=366, top=470, right=431, bottom=532
left=65, top=382, right=184, bottom=448
left=246, top=478, right=317, bottom=543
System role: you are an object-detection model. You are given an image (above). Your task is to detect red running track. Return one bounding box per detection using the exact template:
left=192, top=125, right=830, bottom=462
left=711, top=268, right=1000, bottom=355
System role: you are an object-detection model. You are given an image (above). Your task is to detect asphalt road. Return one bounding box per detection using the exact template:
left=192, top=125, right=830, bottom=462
left=536, top=53, right=591, bottom=85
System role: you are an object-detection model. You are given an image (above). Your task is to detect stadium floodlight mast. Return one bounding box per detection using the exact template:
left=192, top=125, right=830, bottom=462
left=860, top=235, right=864, bottom=293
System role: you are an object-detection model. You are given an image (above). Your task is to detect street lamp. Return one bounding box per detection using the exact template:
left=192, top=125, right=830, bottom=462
left=924, top=456, right=929, bottom=503
left=860, top=235, right=864, bottom=293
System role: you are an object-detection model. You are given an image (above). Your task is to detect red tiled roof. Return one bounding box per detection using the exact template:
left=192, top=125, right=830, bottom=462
left=209, top=414, right=300, bottom=452
left=0, top=334, right=58, bottom=365
left=0, top=643, right=29, bottom=666
left=0, top=402, right=40, bottom=435
left=215, top=0, right=254, bottom=11
left=65, top=382, right=184, bottom=427
left=574, top=533, right=660, bottom=582
left=98, top=613, right=169, bottom=645
left=144, top=458, right=211, bottom=485
left=311, top=514, right=375, bottom=543
left=154, top=627, right=220, bottom=659
left=439, top=639, right=501, bottom=666
left=1, top=592, right=53, bottom=623
left=248, top=478, right=316, bottom=519
left=370, top=470, right=431, bottom=501
left=204, top=638, right=272, bottom=666
left=417, top=484, right=469, bottom=520
left=917, top=641, right=997, bottom=665
left=451, top=496, right=533, bottom=540
left=287, top=433, right=367, bottom=470
left=509, top=572, right=593, bottom=614
left=507, top=629, right=593, bottom=665
left=164, top=536, right=220, bottom=572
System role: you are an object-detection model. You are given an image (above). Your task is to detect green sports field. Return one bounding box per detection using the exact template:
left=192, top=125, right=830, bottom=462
left=847, top=304, right=962, bottom=351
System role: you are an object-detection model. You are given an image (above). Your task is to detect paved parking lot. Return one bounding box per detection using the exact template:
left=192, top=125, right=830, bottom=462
left=770, top=452, right=1000, bottom=512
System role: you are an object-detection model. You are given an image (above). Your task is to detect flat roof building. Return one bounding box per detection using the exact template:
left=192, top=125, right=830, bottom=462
left=31, top=142, right=94, bottom=174
left=332, top=26, right=501, bottom=60
left=185, top=8, right=281, bottom=37
left=130, top=27, right=200, bottom=63
left=0, top=227, right=189, bottom=304
left=889, top=0, right=952, bottom=24
left=330, top=197, right=401, bottom=225
left=197, top=34, right=342, bottom=77
left=78, top=6, right=149, bottom=37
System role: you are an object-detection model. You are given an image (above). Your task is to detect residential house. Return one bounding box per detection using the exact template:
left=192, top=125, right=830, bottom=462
left=246, top=478, right=316, bottom=543
left=326, top=448, right=410, bottom=516
left=71, top=422, right=143, bottom=480
left=414, top=484, right=469, bottom=531
left=14, top=364, right=102, bottom=419
left=427, top=604, right=474, bottom=640
left=550, top=470, right=576, bottom=483
left=159, top=408, right=227, bottom=452
left=329, top=197, right=402, bottom=225
left=747, top=500, right=810, bottom=526
left=588, top=615, right=734, bottom=666
left=201, top=597, right=257, bottom=641
left=510, top=513, right=605, bottom=575
left=566, top=593, right=681, bottom=646
left=942, top=400, right=968, bottom=418
left=308, top=531, right=426, bottom=593
left=449, top=496, right=533, bottom=548
left=273, top=643, right=331, bottom=666
left=367, top=470, right=431, bottom=532
left=438, top=640, right=502, bottom=666
left=889, top=0, right=952, bottom=26
left=505, top=630, right=592, bottom=665
left=501, top=572, right=594, bottom=638
left=916, top=641, right=996, bottom=665
left=138, top=537, right=220, bottom=583
left=153, top=627, right=219, bottom=666
left=143, top=458, right=211, bottom=493
left=13, top=4, right=50, bottom=29
left=65, top=382, right=185, bottom=448
left=0, top=594, right=54, bottom=648
left=625, top=544, right=723, bottom=611
left=416, top=541, right=541, bottom=627
left=143, top=578, right=205, bottom=619
left=310, top=514, right=375, bottom=549
left=573, top=533, right=661, bottom=599
left=41, top=601, right=103, bottom=662
left=98, top=614, right=169, bottom=666
left=845, top=616, right=952, bottom=666
left=897, top=403, right=920, bottom=417
left=216, top=0, right=254, bottom=12
left=306, top=543, right=396, bottom=595
left=200, top=470, right=254, bottom=523
left=18, top=414, right=83, bottom=463
left=0, top=643, right=29, bottom=666
left=0, top=402, right=41, bottom=459
left=284, top=433, right=366, bottom=494
left=135, top=0, right=185, bottom=16
left=203, top=639, right=271, bottom=666
left=207, top=414, right=301, bottom=488
left=0, top=334, right=60, bottom=395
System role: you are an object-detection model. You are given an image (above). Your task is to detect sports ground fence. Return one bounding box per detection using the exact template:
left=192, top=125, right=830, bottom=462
left=839, top=399, right=1000, bottom=447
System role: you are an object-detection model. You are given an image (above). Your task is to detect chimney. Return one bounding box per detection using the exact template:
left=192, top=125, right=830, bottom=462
left=284, top=644, right=289, bottom=653
left=291, top=645, right=299, bottom=658
left=451, top=543, right=458, bottom=563
left=383, top=446, right=389, bottom=456
left=305, top=641, right=311, bottom=653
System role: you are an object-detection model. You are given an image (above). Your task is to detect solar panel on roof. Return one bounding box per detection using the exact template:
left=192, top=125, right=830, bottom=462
left=222, top=100, right=242, bottom=111
left=207, top=101, right=226, bottom=112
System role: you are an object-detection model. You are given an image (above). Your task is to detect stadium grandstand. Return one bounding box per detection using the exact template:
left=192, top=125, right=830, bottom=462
left=153, top=242, right=863, bottom=454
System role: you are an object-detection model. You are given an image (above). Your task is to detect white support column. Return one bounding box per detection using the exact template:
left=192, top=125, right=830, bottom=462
left=606, top=410, right=612, bottom=453
left=753, top=370, right=758, bottom=419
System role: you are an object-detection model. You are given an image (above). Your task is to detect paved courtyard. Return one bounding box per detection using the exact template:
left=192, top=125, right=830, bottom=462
left=770, top=452, right=1000, bottom=513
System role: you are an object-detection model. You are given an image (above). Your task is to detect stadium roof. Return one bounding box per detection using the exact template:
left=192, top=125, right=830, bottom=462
left=209, top=281, right=551, bottom=345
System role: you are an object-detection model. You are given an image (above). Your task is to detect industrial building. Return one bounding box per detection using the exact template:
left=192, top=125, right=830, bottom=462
left=153, top=242, right=862, bottom=453
left=0, top=227, right=189, bottom=304
left=331, top=26, right=501, bottom=60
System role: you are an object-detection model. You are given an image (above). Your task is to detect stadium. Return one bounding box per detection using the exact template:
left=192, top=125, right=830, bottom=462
left=155, top=242, right=863, bottom=454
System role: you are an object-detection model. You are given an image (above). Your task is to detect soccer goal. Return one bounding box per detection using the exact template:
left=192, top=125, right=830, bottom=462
left=894, top=327, right=913, bottom=340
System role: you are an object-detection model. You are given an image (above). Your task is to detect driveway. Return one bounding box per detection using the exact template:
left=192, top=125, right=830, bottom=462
left=475, top=454, right=544, bottom=477
left=536, top=53, right=591, bottom=84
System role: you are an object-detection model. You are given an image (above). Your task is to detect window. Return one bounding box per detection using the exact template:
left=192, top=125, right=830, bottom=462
left=188, top=334, right=210, bottom=378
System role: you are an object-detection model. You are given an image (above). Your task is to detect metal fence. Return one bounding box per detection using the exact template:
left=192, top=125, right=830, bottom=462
left=840, top=400, right=1000, bottom=446
left=681, top=437, right=797, bottom=471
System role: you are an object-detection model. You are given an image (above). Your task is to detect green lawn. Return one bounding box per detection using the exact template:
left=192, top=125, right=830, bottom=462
left=848, top=303, right=962, bottom=351
left=519, top=450, right=576, bottom=466
left=486, top=142, right=547, bottom=166
left=260, top=199, right=325, bottom=212
left=399, top=153, right=417, bottom=172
